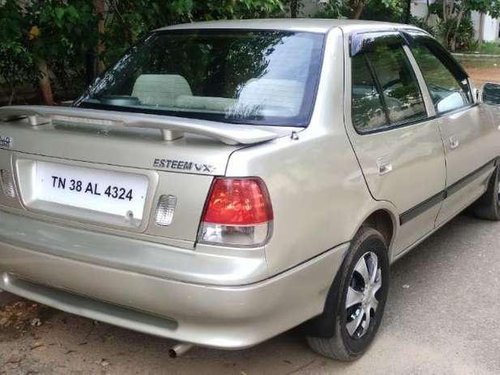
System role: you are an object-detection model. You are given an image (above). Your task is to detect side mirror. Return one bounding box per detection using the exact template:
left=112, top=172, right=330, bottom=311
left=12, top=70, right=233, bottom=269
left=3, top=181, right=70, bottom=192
left=436, top=92, right=466, bottom=114
left=482, top=83, right=500, bottom=105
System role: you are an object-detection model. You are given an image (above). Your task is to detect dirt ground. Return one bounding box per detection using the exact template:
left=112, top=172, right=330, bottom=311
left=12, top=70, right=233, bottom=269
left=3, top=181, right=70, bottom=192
left=462, top=60, right=500, bottom=86
left=467, top=66, right=500, bottom=86
left=1, top=67, right=500, bottom=375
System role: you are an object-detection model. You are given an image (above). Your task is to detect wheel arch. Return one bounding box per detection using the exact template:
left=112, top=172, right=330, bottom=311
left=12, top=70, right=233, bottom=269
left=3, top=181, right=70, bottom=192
left=302, top=204, right=398, bottom=338
left=352, top=204, right=399, bottom=254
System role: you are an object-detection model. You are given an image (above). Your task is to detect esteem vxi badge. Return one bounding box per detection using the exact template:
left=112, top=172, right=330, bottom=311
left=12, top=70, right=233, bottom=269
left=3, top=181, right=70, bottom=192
left=0, top=135, right=12, bottom=149
left=153, top=158, right=215, bottom=173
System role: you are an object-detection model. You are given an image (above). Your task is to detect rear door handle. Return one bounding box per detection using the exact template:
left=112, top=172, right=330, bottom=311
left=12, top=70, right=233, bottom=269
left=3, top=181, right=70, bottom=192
left=449, top=136, right=460, bottom=150
left=378, top=163, right=393, bottom=175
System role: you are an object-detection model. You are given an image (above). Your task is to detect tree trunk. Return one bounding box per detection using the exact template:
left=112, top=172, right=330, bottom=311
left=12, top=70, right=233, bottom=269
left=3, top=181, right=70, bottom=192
left=425, top=0, right=431, bottom=22
left=451, top=9, right=465, bottom=52
left=478, top=12, right=485, bottom=46
left=38, top=59, right=54, bottom=106
left=7, top=84, right=15, bottom=106
left=443, top=0, right=454, bottom=22
left=94, top=0, right=106, bottom=74
left=352, top=3, right=364, bottom=19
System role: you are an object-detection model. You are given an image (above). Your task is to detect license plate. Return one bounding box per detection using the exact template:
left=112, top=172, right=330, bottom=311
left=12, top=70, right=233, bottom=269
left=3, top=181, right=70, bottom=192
left=34, top=161, right=149, bottom=220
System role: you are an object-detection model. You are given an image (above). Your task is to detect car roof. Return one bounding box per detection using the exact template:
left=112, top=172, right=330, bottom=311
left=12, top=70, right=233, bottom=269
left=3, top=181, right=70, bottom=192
left=156, top=18, right=422, bottom=34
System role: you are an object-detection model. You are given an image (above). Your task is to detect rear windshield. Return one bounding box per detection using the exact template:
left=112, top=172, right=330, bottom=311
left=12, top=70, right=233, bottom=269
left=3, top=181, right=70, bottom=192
left=76, top=29, right=325, bottom=127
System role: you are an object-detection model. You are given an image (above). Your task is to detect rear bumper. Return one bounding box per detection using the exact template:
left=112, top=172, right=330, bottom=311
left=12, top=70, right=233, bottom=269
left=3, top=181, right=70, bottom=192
left=0, top=210, right=348, bottom=349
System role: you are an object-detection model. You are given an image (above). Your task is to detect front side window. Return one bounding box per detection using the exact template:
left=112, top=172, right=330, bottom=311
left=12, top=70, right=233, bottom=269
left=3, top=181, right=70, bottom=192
left=77, top=29, right=325, bottom=127
left=351, top=33, right=427, bottom=133
left=409, top=36, right=472, bottom=114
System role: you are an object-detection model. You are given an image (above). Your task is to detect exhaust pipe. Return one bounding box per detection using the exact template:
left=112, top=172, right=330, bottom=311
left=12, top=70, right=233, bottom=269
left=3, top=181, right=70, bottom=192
left=169, top=342, right=194, bottom=358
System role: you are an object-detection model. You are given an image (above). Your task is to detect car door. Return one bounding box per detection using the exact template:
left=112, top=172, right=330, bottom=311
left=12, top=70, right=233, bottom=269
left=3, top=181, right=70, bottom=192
left=405, top=32, right=499, bottom=226
left=345, top=31, right=446, bottom=255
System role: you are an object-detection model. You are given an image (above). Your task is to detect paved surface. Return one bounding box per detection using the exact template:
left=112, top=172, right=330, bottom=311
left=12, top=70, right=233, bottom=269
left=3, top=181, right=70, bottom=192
left=1, top=214, right=499, bottom=374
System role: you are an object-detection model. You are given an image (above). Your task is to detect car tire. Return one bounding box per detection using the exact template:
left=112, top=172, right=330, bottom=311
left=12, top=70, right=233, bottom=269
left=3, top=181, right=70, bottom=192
left=471, top=165, right=500, bottom=221
left=306, top=226, right=389, bottom=361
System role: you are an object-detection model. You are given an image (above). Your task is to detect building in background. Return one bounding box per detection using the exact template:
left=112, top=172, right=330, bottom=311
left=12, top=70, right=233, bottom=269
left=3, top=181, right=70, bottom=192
left=471, top=12, right=499, bottom=42
left=411, top=0, right=499, bottom=42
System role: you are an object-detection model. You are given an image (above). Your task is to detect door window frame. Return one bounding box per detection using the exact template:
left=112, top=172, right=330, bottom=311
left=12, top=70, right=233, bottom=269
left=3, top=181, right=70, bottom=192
left=348, top=31, right=433, bottom=135
left=348, top=28, right=480, bottom=136
left=401, top=30, right=477, bottom=117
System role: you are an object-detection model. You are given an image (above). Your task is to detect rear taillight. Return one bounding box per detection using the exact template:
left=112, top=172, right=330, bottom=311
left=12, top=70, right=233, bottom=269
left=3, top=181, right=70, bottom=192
left=198, top=177, right=273, bottom=247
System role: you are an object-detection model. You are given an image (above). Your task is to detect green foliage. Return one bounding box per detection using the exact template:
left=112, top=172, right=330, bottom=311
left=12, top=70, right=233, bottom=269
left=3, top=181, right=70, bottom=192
left=101, top=0, right=283, bottom=66
left=429, top=0, right=496, bottom=51
left=29, top=0, right=97, bottom=59
left=465, top=41, right=500, bottom=55
left=437, top=13, right=475, bottom=51
left=429, top=1, right=443, bottom=18
left=361, top=0, right=402, bottom=22
left=28, top=0, right=98, bottom=94
left=478, top=41, right=500, bottom=55
left=0, top=0, right=39, bottom=103
left=431, top=0, right=500, bottom=18
left=0, top=0, right=284, bottom=104
left=468, top=0, right=500, bottom=18
left=0, top=43, right=39, bottom=103
left=313, top=0, right=347, bottom=18
left=313, top=0, right=405, bottom=21
left=0, top=0, right=25, bottom=43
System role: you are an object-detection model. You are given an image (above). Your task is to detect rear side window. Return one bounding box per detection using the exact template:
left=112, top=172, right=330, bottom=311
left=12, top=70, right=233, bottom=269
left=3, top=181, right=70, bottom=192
left=351, top=34, right=427, bottom=133
left=408, top=36, right=472, bottom=114
left=351, top=56, right=387, bottom=130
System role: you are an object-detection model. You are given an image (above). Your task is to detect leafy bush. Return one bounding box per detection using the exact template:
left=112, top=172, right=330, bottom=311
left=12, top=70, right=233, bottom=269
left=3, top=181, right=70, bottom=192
left=312, top=0, right=347, bottom=18
left=0, top=43, right=40, bottom=104
left=361, top=0, right=402, bottom=22
left=101, top=0, right=283, bottom=65
left=435, top=12, right=475, bottom=51
left=477, top=42, right=500, bottom=55
left=0, top=0, right=39, bottom=104
left=0, top=0, right=284, bottom=105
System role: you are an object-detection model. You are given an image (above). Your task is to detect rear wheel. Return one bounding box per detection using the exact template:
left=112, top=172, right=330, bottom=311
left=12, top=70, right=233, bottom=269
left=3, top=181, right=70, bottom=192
left=306, top=227, right=389, bottom=361
left=471, top=165, right=500, bottom=221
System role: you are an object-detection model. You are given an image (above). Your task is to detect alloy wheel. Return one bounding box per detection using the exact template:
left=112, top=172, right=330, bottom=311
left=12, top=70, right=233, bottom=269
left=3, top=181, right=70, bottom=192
left=345, top=251, right=382, bottom=339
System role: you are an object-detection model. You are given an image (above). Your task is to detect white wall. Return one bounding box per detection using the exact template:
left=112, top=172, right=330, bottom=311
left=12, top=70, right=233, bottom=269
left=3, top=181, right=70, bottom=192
left=411, top=0, right=441, bottom=27
left=471, top=11, right=499, bottom=42
left=411, top=0, right=432, bottom=19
